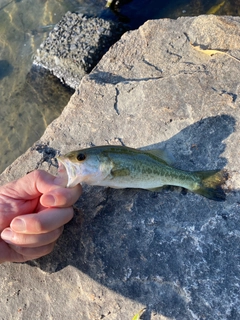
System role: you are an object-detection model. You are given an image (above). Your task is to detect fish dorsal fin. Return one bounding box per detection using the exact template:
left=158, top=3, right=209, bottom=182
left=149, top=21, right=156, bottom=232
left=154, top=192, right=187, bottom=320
left=144, top=147, right=175, bottom=165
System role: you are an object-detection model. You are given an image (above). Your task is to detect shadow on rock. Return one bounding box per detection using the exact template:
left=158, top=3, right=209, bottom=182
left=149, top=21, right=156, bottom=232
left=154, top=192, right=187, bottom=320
left=27, top=114, right=239, bottom=319
left=144, top=114, right=235, bottom=170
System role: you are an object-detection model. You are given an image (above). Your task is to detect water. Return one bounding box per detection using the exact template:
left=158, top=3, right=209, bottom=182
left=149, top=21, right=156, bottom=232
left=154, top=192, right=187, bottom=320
left=0, top=0, right=238, bottom=173
left=0, top=0, right=104, bottom=173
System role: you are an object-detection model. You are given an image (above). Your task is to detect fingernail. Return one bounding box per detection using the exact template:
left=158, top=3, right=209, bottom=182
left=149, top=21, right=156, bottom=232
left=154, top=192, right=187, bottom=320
left=11, top=218, right=26, bottom=232
left=1, top=228, right=13, bottom=242
left=42, top=194, right=56, bottom=207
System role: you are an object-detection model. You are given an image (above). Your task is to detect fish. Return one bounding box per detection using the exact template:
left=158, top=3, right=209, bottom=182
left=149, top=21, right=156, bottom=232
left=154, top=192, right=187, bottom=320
left=57, top=145, right=228, bottom=201
left=31, top=24, right=55, bottom=35
left=207, top=1, right=225, bottom=15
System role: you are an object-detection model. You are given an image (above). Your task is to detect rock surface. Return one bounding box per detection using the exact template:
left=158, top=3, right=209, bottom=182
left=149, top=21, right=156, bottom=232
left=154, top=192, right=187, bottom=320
left=1, top=15, right=240, bottom=320
left=33, top=11, right=127, bottom=89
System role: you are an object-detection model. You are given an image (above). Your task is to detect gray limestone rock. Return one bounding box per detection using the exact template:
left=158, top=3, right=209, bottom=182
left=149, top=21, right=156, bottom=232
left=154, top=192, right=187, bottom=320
left=33, top=12, right=127, bottom=89
left=1, top=15, right=240, bottom=320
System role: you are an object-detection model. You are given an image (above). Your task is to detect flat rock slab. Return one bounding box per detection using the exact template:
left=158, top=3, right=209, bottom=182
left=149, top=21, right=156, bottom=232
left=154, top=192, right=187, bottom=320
left=33, top=12, right=127, bottom=89
left=1, top=15, right=240, bottom=320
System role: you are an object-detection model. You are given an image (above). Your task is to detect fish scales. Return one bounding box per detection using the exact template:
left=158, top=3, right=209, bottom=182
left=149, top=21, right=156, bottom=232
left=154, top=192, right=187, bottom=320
left=107, top=152, right=197, bottom=189
left=97, top=148, right=197, bottom=190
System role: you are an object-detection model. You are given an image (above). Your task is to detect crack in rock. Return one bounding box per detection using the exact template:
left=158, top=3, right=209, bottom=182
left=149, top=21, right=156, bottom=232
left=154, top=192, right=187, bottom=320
left=114, top=88, right=120, bottom=115
left=89, top=71, right=162, bottom=85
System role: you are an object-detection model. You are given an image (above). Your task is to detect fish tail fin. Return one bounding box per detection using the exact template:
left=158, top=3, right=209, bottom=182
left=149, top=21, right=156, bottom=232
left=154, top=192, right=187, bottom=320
left=193, top=169, right=228, bottom=201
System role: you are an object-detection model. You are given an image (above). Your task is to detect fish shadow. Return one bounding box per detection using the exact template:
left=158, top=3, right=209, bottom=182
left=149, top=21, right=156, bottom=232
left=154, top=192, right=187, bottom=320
left=27, top=114, right=239, bottom=319
left=142, top=114, right=234, bottom=171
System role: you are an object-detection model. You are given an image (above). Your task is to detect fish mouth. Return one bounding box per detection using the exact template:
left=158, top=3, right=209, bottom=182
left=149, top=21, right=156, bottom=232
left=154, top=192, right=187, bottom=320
left=56, top=156, right=70, bottom=187
left=57, top=156, right=80, bottom=188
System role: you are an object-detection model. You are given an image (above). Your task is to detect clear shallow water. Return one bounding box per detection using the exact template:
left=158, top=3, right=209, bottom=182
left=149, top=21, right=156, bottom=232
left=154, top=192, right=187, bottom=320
left=0, top=0, right=238, bottom=173
left=0, top=0, right=105, bottom=173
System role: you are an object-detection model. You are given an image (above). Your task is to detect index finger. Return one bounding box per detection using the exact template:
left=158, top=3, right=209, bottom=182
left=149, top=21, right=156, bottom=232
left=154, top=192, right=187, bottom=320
left=0, top=170, right=65, bottom=201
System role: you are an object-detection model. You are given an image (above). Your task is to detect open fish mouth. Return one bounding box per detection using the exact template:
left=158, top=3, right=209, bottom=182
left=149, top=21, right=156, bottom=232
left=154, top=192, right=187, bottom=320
left=57, top=156, right=73, bottom=187
left=57, top=156, right=80, bottom=188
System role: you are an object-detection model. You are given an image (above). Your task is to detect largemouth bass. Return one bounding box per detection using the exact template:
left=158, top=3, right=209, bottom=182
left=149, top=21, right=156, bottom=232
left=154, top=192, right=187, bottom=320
left=207, top=1, right=225, bottom=14
left=57, top=145, right=228, bottom=201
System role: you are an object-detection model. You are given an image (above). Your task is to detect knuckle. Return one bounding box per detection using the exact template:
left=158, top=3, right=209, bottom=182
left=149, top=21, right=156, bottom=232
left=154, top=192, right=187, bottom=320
left=43, top=242, right=55, bottom=255
left=25, top=217, right=47, bottom=234
left=52, top=227, right=63, bottom=241
left=31, top=169, right=43, bottom=181
left=13, top=233, right=29, bottom=246
left=11, top=242, right=55, bottom=259
left=32, top=219, right=45, bottom=233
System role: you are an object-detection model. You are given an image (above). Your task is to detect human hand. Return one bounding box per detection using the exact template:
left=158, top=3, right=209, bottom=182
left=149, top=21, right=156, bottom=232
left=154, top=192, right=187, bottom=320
left=0, top=170, right=81, bottom=263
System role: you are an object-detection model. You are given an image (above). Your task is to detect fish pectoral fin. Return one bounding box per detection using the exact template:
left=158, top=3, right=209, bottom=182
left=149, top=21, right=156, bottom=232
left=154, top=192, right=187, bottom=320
left=110, top=167, right=131, bottom=177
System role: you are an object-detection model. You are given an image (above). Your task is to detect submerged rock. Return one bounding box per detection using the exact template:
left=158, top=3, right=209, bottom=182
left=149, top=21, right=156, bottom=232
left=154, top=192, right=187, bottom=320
left=0, top=60, right=13, bottom=80
left=33, top=11, right=127, bottom=89
left=1, top=15, right=240, bottom=320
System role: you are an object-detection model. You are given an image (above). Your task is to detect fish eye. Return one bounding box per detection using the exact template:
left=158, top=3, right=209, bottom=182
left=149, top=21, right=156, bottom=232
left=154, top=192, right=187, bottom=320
left=77, top=153, right=86, bottom=161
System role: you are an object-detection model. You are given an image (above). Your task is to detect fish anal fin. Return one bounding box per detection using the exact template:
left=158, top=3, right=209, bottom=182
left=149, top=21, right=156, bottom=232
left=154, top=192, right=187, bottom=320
left=147, top=186, right=164, bottom=192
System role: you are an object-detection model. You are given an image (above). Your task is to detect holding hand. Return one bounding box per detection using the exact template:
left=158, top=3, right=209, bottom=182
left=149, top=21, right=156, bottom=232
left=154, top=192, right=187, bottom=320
left=0, top=170, right=81, bottom=263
